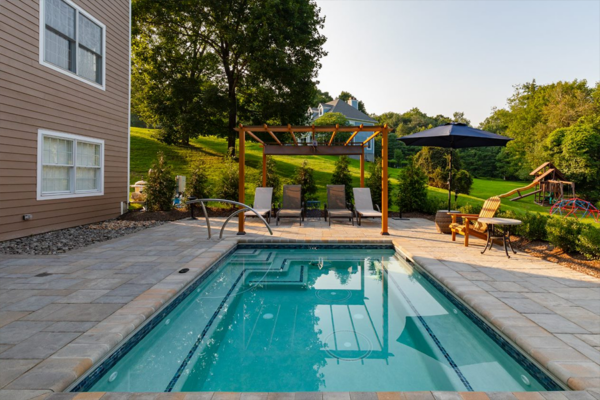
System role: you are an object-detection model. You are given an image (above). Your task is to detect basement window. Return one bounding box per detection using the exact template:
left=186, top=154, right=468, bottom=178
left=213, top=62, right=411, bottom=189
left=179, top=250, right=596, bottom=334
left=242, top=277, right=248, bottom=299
left=37, top=129, right=104, bottom=200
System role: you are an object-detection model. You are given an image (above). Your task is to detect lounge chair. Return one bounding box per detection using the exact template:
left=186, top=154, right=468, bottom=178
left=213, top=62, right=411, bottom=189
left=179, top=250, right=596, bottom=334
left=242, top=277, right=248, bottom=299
left=353, top=188, right=382, bottom=226
left=245, top=187, right=273, bottom=223
left=276, top=185, right=303, bottom=226
left=324, top=185, right=354, bottom=226
left=449, top=196, right=501, bottom=246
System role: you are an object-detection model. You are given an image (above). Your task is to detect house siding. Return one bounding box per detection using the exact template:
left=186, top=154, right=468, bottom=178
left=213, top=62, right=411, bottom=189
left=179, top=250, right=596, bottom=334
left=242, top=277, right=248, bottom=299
left=0, top=0, right=130, bottom=241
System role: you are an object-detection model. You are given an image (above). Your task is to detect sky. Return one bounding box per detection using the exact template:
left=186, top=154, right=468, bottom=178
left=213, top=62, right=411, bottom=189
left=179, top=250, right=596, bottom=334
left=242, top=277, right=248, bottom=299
left=314, top=0, right=600, bottom=126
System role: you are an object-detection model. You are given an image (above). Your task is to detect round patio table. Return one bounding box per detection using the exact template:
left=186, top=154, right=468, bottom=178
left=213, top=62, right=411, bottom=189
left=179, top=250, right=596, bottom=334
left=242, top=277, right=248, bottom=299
left=478, top=217, right=522, bottom=258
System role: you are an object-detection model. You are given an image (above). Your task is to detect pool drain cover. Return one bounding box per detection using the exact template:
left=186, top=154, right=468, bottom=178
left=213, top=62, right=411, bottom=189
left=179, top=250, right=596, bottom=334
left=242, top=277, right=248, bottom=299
left=322, top=330, right=373, bottom=361
left=315, top=289, right=352, bottom=302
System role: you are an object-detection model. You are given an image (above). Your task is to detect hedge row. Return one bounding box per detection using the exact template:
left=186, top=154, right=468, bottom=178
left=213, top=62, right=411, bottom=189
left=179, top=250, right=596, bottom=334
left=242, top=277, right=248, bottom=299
left=494, top=210, right=600, bottom=260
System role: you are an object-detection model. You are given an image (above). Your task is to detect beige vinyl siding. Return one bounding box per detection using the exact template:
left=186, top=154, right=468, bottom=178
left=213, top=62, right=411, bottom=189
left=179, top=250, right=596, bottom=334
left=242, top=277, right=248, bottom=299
left=0, top=0, right=130, bottom=241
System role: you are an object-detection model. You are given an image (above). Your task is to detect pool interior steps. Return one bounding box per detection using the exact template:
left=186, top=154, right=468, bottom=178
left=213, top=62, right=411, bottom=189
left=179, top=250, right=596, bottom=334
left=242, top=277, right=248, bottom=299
left=230, top=250, right=307, bottom=288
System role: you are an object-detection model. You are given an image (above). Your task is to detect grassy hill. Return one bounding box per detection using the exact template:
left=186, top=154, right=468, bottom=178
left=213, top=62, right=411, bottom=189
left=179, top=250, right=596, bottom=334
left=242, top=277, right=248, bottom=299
left=130, top=127, right=596, bottom=223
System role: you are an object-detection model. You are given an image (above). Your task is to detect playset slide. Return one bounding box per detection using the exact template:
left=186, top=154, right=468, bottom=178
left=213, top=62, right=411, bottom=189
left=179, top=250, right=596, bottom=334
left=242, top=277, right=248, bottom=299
left=498, top=181, right=540, bottom=200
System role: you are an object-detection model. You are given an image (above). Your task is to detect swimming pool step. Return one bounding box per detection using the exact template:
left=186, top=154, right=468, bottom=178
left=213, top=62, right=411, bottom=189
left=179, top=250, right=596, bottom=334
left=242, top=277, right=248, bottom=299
left=244, top=261, right=307, bottom=288
left=230, top=250, right=274, bottom=262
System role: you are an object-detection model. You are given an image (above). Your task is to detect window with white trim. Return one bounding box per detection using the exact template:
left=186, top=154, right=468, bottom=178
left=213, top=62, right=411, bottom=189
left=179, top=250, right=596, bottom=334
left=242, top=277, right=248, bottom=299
left=40, top=0, right=105, bottom=88
left=38, top=130, right=104, bottom=200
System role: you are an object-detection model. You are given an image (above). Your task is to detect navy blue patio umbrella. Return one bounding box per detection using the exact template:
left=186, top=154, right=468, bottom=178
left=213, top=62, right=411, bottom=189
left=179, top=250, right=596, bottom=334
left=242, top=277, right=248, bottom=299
left=398, top=123, right=513, bottom=211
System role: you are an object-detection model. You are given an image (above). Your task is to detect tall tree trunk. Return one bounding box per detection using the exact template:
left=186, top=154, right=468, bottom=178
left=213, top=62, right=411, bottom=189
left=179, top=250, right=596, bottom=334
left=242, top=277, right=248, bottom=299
left=227, top=83, right=237, bottom=156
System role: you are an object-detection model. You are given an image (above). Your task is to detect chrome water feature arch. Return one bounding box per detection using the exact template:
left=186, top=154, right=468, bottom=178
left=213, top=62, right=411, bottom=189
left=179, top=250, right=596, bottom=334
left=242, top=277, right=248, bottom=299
left=185, top=199, right=273, bottom=239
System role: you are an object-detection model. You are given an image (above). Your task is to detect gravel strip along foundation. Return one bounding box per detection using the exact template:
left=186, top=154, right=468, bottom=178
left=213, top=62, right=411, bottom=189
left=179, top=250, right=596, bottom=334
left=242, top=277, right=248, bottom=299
left=0, top=220, right=165, bottom=255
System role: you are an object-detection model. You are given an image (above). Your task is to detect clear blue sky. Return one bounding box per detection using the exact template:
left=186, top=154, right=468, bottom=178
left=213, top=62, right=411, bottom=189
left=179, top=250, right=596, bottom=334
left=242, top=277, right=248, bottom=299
left=315, top=0, right=600, bottom=126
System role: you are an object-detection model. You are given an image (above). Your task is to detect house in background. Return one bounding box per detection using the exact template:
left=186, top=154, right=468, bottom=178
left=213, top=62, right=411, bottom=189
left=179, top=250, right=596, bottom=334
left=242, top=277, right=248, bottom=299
left=308, top=98, right=377, bottom=162
left=0, top=0, right=130, bottom=241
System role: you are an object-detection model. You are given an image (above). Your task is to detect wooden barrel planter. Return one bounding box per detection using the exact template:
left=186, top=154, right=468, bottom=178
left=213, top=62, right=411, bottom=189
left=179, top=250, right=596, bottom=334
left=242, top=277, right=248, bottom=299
left=435, top=210, right=459, bottom=234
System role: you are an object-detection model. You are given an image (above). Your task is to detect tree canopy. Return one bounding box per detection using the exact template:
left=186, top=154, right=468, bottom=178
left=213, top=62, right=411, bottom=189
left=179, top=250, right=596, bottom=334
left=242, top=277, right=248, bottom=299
left=132, top=0, right=327, bottom=151
left=338, top=91, right=368, bottom=114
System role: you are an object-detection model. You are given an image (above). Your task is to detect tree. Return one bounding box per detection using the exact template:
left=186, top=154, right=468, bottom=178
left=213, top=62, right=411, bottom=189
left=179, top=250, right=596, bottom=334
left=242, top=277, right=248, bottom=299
left=131, top=5, right=225, bottom=145
left=486, top=79, right=596, bottom=178
left=366, top=157, right=390, bottom=208
left=544, top=119, right=600, bottom=201
left=452, top=112, right=471, bottom=126
left=338, top=91, right=367, bottom=114
left=292, top=160, right=317, bottom=203
left=314, top=112, right=349, bottom=127
left=331, top=156, right=353, bottom=201
left=414, top=147, right=461, bottom=189
left=133, top=0, right=327, bottom=151
left=313, top=89, right=333, bottom=105
left=256, top=156, right=282, bottom=202
left=314, top=112, right=350, bottom=143
left=216, top=151, right=239, bottom=201
left=187, top=161, right=211, bottom=200
left=145, top=152, right=177, bottom=211
left=396, top=158, right=428, bottom=213
left=452, top=170, right=474, bottom=207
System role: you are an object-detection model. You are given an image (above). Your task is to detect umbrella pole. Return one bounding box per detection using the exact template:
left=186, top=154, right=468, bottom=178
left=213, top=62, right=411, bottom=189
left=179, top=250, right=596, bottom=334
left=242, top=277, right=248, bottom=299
left=447, top=150, right=452, bottom=211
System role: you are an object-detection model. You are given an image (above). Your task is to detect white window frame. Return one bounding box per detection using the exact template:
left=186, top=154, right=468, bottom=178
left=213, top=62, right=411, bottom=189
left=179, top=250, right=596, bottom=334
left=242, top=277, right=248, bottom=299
left=39, top=0, right=106, bottom=90
left=37, top=129, right=105, bottom=200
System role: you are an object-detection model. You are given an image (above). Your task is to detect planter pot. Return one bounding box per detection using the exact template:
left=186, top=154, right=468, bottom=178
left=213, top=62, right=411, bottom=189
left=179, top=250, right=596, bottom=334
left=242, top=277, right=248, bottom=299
left=435, top=210, right=459, bottom=234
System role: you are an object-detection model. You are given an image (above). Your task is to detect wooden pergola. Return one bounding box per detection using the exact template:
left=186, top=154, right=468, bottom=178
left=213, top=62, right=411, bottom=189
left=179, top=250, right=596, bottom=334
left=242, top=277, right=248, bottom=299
left=234, top=124, right=391, bottom=235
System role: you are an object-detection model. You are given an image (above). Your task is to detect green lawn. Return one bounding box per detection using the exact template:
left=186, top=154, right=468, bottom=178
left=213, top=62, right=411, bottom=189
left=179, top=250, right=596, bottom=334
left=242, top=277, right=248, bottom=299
left=130, top=127, right=597, bottom=223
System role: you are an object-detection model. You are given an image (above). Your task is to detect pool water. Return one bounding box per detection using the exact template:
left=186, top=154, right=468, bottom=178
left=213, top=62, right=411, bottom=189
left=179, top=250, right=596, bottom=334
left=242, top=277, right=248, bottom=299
left=81, top=246, right=556, bottom=393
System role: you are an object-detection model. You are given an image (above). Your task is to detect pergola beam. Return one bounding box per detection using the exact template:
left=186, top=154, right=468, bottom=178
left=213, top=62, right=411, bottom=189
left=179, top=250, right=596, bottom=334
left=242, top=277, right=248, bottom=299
left=235, top=125, right=383, bottom=133
left=327, top=124, right=339, bottom=146
left=287, top=124, right=298, bottom=146
left=245, top=130, right=265, bottom=146
left=344, top=124, right=363, bottom=146
left=361, top=131, right=381, bottom=146
left=265, top=146, right=363, bottom=156
left=264, top=124, right=282, bottom=146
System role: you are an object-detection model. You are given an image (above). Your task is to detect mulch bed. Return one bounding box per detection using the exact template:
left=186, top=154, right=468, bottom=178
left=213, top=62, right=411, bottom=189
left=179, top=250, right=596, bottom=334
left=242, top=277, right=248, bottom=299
left=0, top=220, right=165, bottom=255
left=509, top=237, right=600, bottom=279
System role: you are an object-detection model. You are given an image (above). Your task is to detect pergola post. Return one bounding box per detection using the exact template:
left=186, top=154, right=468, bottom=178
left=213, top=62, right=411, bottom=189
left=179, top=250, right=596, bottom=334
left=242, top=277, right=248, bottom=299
left=381, top=125, right=389, bottom=235
left=262, top=148, right=267, bottom=187
left=360, top=147, right=365, bottom=187
left=238, top=126, right=246, bottom=235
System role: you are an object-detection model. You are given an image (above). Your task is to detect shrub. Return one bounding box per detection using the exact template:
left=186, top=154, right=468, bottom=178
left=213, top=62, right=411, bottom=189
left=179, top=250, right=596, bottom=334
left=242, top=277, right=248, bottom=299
left=187, top=161, right=211, bottom=200
left=546, top=217, right=583, bottom=253
left=366, top=157, right=391, bottom=208
left=145, top=151, right=177, bottom=211
left=577, top=225, right=600, bottom=260
left=292, top=160, right=317, bottom=203
left=495, top=210, right=523, bottom=236
left=256, top=156, right=281, bottom=202
left=452, top=170, right=473, bottom=207
left=422, top=198, right=448, bottom=215
left=331, top=156, right=353, bottom=202
left=459, top=203, right=482, bottom=216
left=394, top=149, right=404, bottom=167
left=414, top=147, right=460, bottom=189
left=519, top=212, right=549, bottom=241
left=396, top=158, right=428, bottom=213
left=217, top=149, right=239, bottom=201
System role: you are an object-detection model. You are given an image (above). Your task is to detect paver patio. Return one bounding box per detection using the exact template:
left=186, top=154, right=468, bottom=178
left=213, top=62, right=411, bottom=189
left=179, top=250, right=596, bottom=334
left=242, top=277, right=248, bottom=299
left=0, top=216, right=598, bottom=400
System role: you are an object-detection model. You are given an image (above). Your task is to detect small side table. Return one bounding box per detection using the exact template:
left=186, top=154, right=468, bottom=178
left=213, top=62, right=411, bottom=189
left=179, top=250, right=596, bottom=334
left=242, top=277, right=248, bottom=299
left=478, top=217, right=522, bottom=258
left=306, top=200, right=321, bottom=220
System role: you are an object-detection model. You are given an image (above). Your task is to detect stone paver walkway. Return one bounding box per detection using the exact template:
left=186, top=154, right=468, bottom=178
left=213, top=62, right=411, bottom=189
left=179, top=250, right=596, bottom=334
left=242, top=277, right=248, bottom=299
left=0, top=217, right=598, bottom=400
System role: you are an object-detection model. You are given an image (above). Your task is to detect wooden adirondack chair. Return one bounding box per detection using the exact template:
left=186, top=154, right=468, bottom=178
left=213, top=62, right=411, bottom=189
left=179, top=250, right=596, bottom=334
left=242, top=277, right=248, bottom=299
left=448, top=197, right=501, bottom=247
